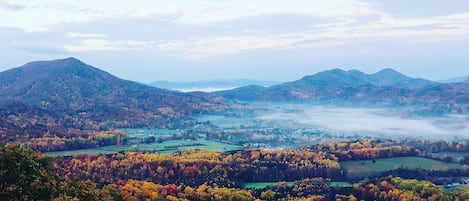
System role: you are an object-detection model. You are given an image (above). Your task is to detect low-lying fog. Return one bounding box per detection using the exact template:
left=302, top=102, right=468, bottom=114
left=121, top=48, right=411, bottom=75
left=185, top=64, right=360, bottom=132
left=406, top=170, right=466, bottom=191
left=256, top=104, right=469, bottom=138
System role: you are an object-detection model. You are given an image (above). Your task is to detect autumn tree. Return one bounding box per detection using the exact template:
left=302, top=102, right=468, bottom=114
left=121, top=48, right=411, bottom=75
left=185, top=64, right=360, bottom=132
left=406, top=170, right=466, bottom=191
left=0, top=144, right=57, bottom=200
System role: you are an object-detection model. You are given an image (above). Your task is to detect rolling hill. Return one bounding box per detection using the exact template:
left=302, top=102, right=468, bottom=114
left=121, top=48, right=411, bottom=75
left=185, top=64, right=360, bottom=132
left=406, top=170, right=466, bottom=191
left=0, top=58, right=229, bottom=140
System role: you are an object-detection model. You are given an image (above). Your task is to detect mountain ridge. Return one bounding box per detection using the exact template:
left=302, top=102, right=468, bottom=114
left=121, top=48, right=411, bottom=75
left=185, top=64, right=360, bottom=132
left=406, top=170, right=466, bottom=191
left=0, top=58, right=229, bottom=140
left=215, top=68, right=468, bottom=114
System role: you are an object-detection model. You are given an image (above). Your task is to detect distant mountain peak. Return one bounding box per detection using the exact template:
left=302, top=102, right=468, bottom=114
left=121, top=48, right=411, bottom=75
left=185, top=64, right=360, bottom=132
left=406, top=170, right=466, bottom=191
left=25, top=57, right=83, bottom=66
left=321, top=68, right=346, bottom=74
left=19, top=57, right=89, bottom=73
left=297, top=68, right=371, bottom=87
left=346, top=69, right=367, bottom=76
left=347, top=69, right=363, bottom=73
left=63, top=57, right=80, bottom=61
left=59, top=57, right=85, bottom=65
left=375, top=68, right=401, bottom=75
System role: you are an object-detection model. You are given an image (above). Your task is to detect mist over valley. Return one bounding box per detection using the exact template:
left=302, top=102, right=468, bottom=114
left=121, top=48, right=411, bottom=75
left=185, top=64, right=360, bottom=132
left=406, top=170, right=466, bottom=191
left=255, top=104, right=469, bottom=139
left=4, top=2, right=469, bottom=200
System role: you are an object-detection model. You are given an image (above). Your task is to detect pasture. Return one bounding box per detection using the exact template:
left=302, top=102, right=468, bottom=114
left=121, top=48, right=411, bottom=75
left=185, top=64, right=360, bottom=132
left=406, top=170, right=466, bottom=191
left=341, top=156, right=465, bottom=179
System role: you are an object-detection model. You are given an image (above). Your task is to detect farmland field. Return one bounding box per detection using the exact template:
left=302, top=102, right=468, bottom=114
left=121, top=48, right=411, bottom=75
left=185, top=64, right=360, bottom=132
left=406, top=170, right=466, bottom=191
left=45, top=128, right=243, bottom=156
left=341, top=156, right=465, bottom=179
left=243, top=181, right=352, bottom=189
left=244, top=182, right=295, bottom=189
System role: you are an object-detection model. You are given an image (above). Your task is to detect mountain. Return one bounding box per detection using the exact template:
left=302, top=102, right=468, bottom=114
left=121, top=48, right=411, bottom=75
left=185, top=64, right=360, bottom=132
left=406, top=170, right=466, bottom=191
left=216, top=68, right=469, bottom=113
left=149, top=79, right=280, bottom=92
left=369, top=68, right=435, bottom=88
left=217, top=68, right=436, bottom=101
left=439, top=75, right=469, bottom=83
left=0, top=58, right=229, bottom=140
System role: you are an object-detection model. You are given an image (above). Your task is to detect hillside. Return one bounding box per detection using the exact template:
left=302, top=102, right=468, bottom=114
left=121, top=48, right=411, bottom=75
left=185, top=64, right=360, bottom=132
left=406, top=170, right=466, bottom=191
left=0, top=58, right=229, bottom=141
left=216, top=69, right=469, bottom=113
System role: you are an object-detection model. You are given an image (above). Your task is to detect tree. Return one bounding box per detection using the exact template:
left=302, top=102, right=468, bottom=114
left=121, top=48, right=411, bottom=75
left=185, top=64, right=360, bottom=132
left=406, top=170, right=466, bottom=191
left=0, top=144, right=99, bottom=201
left=55, top=179, right=99, bottom=201
left=0, top=144, right=57, bottom=201
left=260, top=189, right=276, bottom=200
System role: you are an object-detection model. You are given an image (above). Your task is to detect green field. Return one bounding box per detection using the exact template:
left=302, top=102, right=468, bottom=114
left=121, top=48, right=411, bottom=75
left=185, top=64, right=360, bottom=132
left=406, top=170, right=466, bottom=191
left=341, top=157, right=464, bottom=179
left=45, top=147, right=120, bottom=157
left=244, top=182, right=295, bottom=189
left=122, top=128, right=178, bottom=137
left=45, top=138, right=243, bottom=156
left=243, top=181, right=352, bottom=189
left=45, top=128, right=243, bottom=156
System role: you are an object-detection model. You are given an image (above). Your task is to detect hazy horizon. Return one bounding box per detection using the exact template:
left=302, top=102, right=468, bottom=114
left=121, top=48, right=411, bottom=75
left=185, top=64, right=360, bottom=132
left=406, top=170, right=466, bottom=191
left=1, top=1, right=469, bottom=82
left=1, top=57, right=466, bottom=84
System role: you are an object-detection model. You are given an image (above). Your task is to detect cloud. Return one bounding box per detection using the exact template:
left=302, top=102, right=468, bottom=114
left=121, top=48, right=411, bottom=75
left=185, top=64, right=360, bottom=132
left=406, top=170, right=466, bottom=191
left=1, top=1, right=469, bottom=82
left=12, top=44, right=68, bottom=55
left=68, top=32, right=108, bottom=38
left=21, top=2, right=467, bottom=59
left=154, top=11, right=469, bottom=59
left=158, top=35, right=299, bottom=59
left=0, top=0, right=24, bottom=11
left=33, top=2, right=101, bottom=14
left=0, top=26, right=69, bottom=57
left=360, top=0, right=469, bottom=18
left=64, top=39, right=157, bottom=52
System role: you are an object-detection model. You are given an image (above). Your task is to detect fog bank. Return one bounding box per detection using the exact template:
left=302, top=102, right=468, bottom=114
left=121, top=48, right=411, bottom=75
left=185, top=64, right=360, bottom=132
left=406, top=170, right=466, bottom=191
left=257, top=105, right=469, bottom=138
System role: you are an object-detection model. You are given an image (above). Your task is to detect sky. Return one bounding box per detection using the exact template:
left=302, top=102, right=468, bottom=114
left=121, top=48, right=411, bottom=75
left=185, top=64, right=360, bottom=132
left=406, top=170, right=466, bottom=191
left=1, top=0, right=469, bottom=83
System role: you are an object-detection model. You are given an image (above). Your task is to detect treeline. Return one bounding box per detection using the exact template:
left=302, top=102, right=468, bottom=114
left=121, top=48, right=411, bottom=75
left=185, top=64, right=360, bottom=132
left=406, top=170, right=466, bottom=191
left=28, top=130, right=127, bottom=152
left=105, top=178, right=337, bottom=201
left=353, top=176, right=469, bottom=200
left=6, top=143, right=469, bottom=201
left=249, top=178, right=333, bottom=200
left=0, top=144, right=343, bottom=201
left=309, top=140, right=420, bottom=161
left=54, top=149, right=344, bottom=188
left=378, top=168, right=469, bottom=185
left=309, top=139, right=469, bottom=163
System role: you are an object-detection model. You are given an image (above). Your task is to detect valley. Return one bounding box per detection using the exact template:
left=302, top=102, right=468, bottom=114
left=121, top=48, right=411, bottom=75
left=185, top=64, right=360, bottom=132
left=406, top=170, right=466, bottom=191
left=2, top=58, right=469, bottom=200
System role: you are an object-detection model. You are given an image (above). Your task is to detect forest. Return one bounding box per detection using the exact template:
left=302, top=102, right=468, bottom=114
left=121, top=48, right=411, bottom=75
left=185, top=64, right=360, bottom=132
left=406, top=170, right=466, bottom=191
left=4, top=137, right=469, bottom=200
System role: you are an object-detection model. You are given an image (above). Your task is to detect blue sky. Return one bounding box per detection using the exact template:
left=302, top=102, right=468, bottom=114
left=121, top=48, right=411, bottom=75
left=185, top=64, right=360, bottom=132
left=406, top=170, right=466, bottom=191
left=1, top=0, right=469, bottom=82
